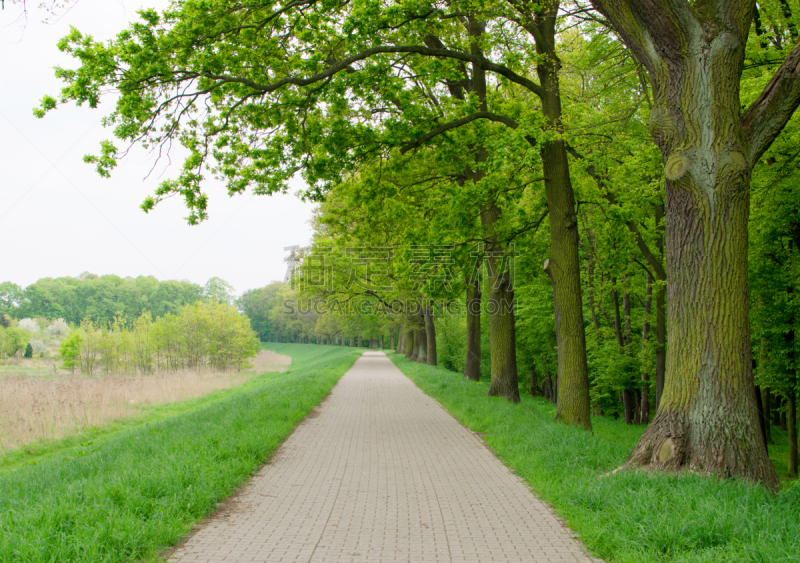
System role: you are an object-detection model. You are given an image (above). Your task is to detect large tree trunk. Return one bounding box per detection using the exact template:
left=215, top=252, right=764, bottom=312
left=464, top=278, right=482, bottom=381
left=405, top=329, right=415, bottom=360
left=601, top=5, right=779, bottom=487
left=416, top=327, right=427, bottom=364
left=485, top=239, right=520, bottom=402
left=424, top=307, right=437, bottom=366
left=467, top=25, right=519, bottom=402
left=535, top=6, right=591, bottom=429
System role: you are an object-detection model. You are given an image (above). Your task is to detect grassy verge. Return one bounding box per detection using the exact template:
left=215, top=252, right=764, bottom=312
left=0, top=374, right=270, bottom=473
left=388, top=353, right=800, bottom=563
left=0, top=344, right=362, bottom=563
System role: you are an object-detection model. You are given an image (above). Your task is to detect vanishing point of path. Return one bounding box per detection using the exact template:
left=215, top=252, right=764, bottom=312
left=170, top=352, right=599, bottom=563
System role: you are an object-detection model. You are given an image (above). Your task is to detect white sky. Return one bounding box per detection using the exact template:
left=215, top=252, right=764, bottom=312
left=0, top=0, right=315, bottom=296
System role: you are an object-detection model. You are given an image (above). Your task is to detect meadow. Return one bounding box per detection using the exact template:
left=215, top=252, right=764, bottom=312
left=0, top=350, right=291, bottom=453
left=0, top=343, right=361, bottom=563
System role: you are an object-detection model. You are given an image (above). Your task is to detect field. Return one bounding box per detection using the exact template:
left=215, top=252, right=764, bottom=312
left=0, top=350, right=291, bottom=453
left=389, top=352, right=800, bottom=563
left=0, top=344, right=362, bottom=563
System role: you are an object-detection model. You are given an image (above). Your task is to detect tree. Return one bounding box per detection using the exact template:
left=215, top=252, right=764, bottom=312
left=23, top=342, right=33, bottom=358
left=203, top=277, right=236, bottom=306
left=59, top=331, right=82, bottom=374
left=586, top=0, right=800, bottom=488
left=39, top=0, right=593, bottom=421
left=46, top=318, right=70, bottom=338
left=2, top=327, right=29, bottom=357
left=9, top=275, right=202, bottom=325
left=0, top=282, right=22, bottom=317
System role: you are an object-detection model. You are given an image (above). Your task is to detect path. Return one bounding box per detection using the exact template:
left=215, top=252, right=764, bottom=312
left=170, top=351, right=598, bottom=563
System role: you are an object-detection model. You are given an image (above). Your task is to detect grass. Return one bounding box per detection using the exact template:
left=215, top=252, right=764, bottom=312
left=0, top=343, right=363, bottom=563
left=0, top=350, right=292, bottom=458
left=388, top=352, right=800, bottom=563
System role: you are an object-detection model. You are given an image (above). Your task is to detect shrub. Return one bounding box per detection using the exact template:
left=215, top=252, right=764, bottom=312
left=18, top=319, right=40, bottom=334
left=46, top=319, right=69, bottom=338
left=29, top=340, right=46, bottom=356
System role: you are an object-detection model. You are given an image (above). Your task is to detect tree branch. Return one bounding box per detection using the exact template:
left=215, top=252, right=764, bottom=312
left=566, top=143, right=666, bottom=279
left=400, top=111, right=524, bottom=153
left=743, top=40, right=800, bottom=165
left=198, top=44, right=545, bottom=98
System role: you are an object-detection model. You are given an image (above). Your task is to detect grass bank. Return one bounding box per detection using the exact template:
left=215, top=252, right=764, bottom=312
left=388, top=353, right=800, bottom=563
left=0, top=344, right=362, bottom=563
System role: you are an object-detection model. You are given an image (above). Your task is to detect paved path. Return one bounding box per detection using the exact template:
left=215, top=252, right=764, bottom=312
left=170, top=351, right=597, bottom=563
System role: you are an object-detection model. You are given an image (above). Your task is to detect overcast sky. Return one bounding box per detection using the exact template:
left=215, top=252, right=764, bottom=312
left=0, top=0, right=315, bottom=296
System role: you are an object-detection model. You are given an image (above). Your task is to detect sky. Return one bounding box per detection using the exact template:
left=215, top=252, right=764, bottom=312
left=0, top=0, right=316, bottom=296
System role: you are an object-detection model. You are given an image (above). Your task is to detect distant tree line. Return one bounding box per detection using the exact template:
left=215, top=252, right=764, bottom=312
left=0, top=274, right=238, bottom=326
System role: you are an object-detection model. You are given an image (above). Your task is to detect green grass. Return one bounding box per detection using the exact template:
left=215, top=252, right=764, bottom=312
left=388, top=353, right=800, bottom=563
left=0, top=344, right=362, bottom=563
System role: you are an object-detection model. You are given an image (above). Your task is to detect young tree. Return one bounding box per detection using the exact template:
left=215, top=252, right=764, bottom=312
left=59, top=331, right=82, bottom=374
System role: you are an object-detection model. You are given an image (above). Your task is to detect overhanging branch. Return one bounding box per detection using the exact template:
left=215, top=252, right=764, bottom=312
left=197, top=44, right=545, bottom=98
left=400, top=111, right=524, bottom=153
left=743, top=40, right=800, bottom=165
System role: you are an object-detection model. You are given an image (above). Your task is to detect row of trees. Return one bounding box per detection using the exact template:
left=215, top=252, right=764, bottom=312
left=43, top=0, right=800, bottom=488
left=59, top=301, right=260, bottom=374
left=239, top=281, right=394, bottom=348
left=0, top=274, right=237, bottom=326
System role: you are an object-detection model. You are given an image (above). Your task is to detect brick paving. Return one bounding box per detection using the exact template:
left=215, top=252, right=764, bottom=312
left=169, top=351, right=599, bottom=563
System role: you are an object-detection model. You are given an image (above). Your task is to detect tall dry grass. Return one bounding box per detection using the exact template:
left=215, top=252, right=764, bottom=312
left=0, top=350, right=290, bottom=452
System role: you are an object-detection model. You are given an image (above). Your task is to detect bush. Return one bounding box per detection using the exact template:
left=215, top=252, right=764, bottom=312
left=29, top=340, right=46, bottom=356
left=18, top=318, right=40, bottom=334
left=46, top=319, right=69, bottom=338
left=23, top=342, right=33, bottom=358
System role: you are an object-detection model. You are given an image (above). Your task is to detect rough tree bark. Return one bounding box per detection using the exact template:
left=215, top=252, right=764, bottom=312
left=405, top=329, right=415, bottom=360
left=653, top=205, right=667, bottom=409
left=591, top=0, right=800, bottom=488
left=467, top=19, right=519, bottom=401
left=424, top=307, right=437, bottom=366
left=533, top=2, right=591, bottom=429
left=464, top=276, right=482, bottom=381
left=416, top=327, right=428, bottom=364
left=530, top=359, right=540, bottom=396
left=484, top=228, right=519, bottom=402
